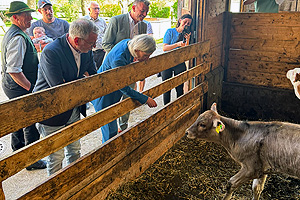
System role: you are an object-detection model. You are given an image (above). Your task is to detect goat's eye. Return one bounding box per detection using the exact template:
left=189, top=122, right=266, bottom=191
left=199, top=123, right=206, bottom=128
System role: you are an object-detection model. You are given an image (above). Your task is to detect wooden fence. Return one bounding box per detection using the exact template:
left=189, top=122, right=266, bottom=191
left=222, top=12, right=300, bottom=122
left=227, top=12, right=300, bottom=89
left=0, top=41, right=210, bottom=199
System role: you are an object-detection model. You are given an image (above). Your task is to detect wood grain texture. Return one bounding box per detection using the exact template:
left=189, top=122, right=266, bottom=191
left=227, top=68, right=290, bottom=88
left=0, top=41, right=211, bottom=137
left=0, top=64, right=210, bottom=184
left=19, top=83, right=207, bottom=200
left=231, top=12, right=300, bottom=27
left=88, top=103, right=201, bottom=200
left=228, top=60, right=299, bottom=75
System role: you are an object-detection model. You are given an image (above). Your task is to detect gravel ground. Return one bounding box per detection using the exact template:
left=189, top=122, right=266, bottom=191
left=0, top=42, right=173, bottom=199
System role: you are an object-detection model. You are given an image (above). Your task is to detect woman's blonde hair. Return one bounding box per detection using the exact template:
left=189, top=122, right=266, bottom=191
left=128, top=34, right=156, bottom=57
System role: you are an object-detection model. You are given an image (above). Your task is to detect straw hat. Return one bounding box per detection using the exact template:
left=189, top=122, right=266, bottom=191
left=5, top=1, right=35, bottom=17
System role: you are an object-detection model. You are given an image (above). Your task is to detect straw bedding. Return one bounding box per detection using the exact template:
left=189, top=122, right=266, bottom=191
left=106, top=136, right=300, bottom=199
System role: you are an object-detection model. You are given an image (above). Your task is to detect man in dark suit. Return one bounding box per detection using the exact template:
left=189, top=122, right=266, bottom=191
left=34, top=18, right=98, bottom=176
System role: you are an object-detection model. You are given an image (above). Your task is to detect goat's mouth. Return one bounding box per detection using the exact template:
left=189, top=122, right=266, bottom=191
left=186, top=132, right=196, bottom=139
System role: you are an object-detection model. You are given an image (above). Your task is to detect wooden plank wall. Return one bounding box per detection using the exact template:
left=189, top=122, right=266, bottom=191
left=204, top=13, right=224, bottom=70
left=227, top=12, right=300, bottom=89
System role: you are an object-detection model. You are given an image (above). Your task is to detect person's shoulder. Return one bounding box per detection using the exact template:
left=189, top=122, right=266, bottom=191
left=108, top=14, right=125, bottom=25
left=45, top=36, right=65, bottom=49
left=165, top=28, right=175, bottom=34
left=99, top=17, right=106, bottom=23
left=111, top=39, right=129, bottom=52
left=113, top=13, right=127, bottom=20
left=168, top=28, right=178, bottom=34
left=55, top=18, right=69, bottom=24
left=31, top=19, right=43, bottom=26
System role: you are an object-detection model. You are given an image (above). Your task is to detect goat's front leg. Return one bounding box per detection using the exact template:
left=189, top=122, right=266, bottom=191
left=223, top=167, right=253, bottom=200
left=252, top=175, right=267, bottom=200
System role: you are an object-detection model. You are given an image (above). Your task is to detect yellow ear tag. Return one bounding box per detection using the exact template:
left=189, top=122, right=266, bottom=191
left=216, top=124, right=222, bottom=133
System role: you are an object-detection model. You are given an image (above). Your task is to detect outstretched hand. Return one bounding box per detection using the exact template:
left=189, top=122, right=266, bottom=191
left=146, top=97, right=157, bottom=108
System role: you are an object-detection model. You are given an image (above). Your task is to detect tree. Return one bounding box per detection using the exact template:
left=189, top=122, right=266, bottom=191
left=118, top=0, right=129, bottom=14
left=81, top=0, right=87, bottom=16
left=27, top=0, right=36, bottom=9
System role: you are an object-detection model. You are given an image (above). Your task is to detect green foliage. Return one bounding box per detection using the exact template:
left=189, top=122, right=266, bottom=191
left=171, top=0, right=178, bottom=21
left=148, top=1, right=170, bottom=18
left=49, top=0, right=80, bottom=22
left=99, top=4, right=121, bottom=17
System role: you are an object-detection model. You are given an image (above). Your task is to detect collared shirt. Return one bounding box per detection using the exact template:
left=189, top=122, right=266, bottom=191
left=143, top=20, right=153, bottom=34
left=128, top=12, right=140, bottom=39
left=66, top=36, right=81, bottom=77
left=83, top=15, right=107, bottom=51
left=5, top=35, right=26, bottom=73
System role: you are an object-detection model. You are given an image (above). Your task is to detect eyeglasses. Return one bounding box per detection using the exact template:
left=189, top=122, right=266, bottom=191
left=90, top=7, right=100, bottom=10
left=80, top=38, right=96, bottom=47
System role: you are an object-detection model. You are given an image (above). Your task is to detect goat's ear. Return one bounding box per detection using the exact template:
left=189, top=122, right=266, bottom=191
left=212, top=119, right=225, bottom=133
left=211, top=103, right=218, bottom=113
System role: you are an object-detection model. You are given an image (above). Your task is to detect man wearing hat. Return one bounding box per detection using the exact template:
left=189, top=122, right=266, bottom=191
left=1, top=1, right=46, bottom=170
left=28, top=0, right=69, bottom=40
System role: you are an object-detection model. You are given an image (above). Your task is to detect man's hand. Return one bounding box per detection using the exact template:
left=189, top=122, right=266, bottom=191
left=146, top=97, right=157, bottom=108
left=9, top=72, right=32, bottom=91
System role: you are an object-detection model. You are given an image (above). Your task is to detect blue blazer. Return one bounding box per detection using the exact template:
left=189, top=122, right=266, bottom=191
left=34, top=34, right=97, bottom=126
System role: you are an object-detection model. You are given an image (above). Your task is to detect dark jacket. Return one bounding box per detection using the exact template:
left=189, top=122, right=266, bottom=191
left=34, top=34, right=97, bottom=126
left=1, top=24, right=38, bottom=91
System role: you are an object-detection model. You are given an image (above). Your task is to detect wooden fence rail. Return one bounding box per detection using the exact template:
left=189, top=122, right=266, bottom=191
left=0, top=41, right=210, bottom=136
left=0, top=40, right=210, bottom=199
left=20, top=83, right=208, bottom=200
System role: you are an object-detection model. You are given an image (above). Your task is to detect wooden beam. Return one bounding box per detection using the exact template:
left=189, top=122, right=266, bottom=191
left=70, top=102, right=201, bottom=200
left=231, top=12, right=300, bottom=26
left=19, top=83, right=208, bottom=200
left=0, top=41, right=211, bottom=137
left=229, top=49, right=300, bottom=64
left=0, top=64, right=210, bottom=183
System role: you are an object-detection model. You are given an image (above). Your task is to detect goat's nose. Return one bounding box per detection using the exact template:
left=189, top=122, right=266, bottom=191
left=185, top=131, right=189, bottom=137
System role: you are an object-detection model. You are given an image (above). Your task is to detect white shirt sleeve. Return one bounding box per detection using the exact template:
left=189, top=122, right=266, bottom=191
left=5, top=35, right=26, bottom=73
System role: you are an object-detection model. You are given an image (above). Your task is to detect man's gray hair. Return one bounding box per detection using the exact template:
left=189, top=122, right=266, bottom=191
left=69, top=18, right=99, bottom=39
left=128, top=34, right=156, bottom=57
left=88, top=1, right=99, bottom=8
left=133, top=0, right=150, bottom=7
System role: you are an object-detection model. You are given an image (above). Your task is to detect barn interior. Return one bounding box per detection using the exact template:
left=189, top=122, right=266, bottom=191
left=106, top=0, right=300, bottom=199
left=0, top=0, right=300, bottom=199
